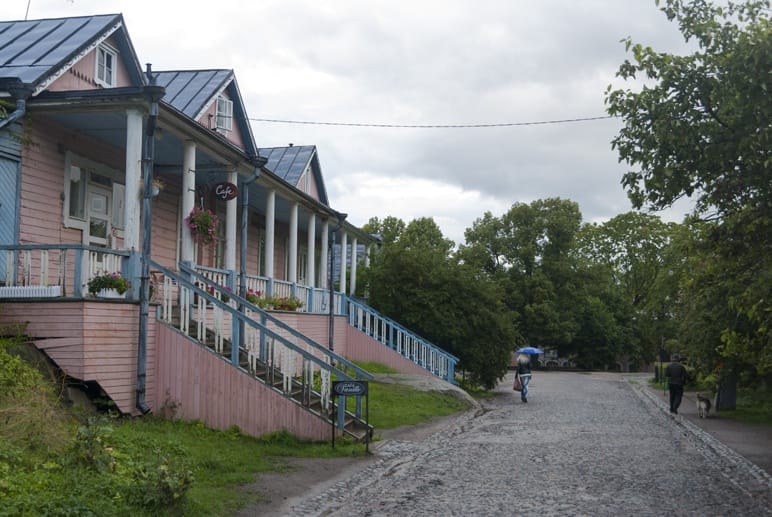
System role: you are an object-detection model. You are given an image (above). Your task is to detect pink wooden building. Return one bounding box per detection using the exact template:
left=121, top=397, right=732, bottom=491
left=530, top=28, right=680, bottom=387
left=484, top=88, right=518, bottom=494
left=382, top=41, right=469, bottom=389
left=0, top=13, right=457, bottom=441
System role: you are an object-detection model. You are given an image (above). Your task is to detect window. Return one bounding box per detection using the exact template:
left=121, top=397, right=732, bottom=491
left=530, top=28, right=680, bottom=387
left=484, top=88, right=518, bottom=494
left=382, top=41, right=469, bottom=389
left=63, top=152, right=124, bottom=231
left=215, top=95, right=233, bottom=131
left=95, top=44, right=117, bottom=87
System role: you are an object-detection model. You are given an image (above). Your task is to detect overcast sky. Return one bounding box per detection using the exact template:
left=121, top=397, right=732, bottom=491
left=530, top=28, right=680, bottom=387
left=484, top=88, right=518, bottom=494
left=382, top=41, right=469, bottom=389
left=3, top=0, right=695, bottom=244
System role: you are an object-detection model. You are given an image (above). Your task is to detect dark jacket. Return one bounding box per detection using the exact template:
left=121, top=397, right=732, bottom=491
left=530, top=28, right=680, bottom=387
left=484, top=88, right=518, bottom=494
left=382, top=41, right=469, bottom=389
left=665, top=362, right=688, bottom=385
left=516, top=361, right=532, bottom=377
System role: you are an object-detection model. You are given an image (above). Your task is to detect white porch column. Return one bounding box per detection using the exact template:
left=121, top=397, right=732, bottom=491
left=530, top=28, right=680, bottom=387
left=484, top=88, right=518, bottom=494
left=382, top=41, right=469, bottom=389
left=124, top=109, right=142, bottom=250
left=307, top=212, right=316, bottom=288
left=320, top=221, right=329, bottom=289
left=181, top=141, right=196, bottom=263
left=288, top=202, right=298, bottom=283
left=365, top=244, right=371, bottom=267
left=339, top=231, right=347, bottom=294
left=265, top=190, right=275, bottom=279
left=224, top=170, right=238, bottom=271
left=349, top=236, right=358, bottom=296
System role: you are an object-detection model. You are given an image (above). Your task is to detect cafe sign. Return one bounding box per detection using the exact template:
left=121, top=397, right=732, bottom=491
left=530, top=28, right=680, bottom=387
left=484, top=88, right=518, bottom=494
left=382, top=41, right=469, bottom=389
left=213, top=182, right=238, bottom=201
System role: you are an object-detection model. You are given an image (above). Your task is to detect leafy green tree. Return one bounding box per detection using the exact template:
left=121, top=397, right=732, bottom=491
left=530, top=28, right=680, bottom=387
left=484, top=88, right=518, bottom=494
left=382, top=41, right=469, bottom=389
left=605, top=0, right=771, bottom=377
left=363, top=217, right=518, bottom=389
left=575, top=212, right=678, bottom=366
left=461, top=198, right=583, bottom=354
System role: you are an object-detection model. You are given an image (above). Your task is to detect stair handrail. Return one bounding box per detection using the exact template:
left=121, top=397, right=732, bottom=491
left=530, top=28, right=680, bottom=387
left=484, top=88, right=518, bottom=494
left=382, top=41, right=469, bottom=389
left=176, top=262, right=373, bottom=382
left=346, top=296, right=459, bottom=381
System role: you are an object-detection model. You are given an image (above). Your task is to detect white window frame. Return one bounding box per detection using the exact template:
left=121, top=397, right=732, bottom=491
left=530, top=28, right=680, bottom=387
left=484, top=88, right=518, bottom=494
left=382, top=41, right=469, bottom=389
left=95, top=43, right=117, bottom=87
left=63, top=151, right=124, bottom=232
left=215, top=95, right=233, bottom=131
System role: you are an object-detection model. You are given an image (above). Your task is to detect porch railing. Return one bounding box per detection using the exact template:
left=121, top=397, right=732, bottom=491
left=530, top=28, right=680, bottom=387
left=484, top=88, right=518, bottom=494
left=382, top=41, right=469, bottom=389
left=347, top=296, right=459, bottom=384
left=0, top=244, right=133, bottom=299
left=194, top=265, right=345, bottom=315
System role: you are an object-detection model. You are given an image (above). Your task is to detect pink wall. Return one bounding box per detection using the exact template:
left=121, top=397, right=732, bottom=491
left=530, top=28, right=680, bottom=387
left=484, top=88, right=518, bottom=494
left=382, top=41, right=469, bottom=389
left=0, top=301, right=157, bottom=415
left=345, top=325, right=438, bottom=377
left=154, top=324, right=330, bottom=441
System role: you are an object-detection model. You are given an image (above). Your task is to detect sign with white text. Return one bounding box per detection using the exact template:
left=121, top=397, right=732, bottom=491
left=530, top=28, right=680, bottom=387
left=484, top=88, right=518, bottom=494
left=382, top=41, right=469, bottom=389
left=213, top=182, right=238, bottom=201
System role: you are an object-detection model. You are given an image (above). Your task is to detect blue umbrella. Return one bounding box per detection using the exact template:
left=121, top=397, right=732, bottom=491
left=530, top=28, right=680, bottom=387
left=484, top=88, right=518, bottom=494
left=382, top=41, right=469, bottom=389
left=517, top=346, right=544, bottom=355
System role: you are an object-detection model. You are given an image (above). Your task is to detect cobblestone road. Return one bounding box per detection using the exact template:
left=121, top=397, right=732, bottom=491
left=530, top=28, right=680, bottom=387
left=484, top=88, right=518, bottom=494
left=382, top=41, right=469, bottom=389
left=286, top=371, right=772, bottom=516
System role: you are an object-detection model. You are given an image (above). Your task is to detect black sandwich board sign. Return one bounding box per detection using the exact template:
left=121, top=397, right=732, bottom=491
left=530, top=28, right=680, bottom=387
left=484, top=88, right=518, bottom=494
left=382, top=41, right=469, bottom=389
left=331, top=380, right=369, bottom=453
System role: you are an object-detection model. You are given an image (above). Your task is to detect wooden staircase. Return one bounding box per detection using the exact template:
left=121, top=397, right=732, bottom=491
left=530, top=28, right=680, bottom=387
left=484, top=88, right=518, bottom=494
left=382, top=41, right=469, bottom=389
left=163, top=298, right=372, bottom=443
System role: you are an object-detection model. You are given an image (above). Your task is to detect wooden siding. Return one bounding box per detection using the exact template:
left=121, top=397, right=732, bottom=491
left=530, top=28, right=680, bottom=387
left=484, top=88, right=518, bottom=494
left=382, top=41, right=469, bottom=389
left=19, top=119, right=125, bottom=245
left=345, top=325, right=438, bottom=378
left=48, top=35, right=135, bottom=91
left=154, top=324, right=330, bottom=441
left=0, top=301, right=157, bottom=415
left=149, top=180, right=181, bottom=269
left=270, top=312, right=438, bottom=378
left=196, top=95, right=246, bottom=150
left=269, top=312, right=347, bottom=355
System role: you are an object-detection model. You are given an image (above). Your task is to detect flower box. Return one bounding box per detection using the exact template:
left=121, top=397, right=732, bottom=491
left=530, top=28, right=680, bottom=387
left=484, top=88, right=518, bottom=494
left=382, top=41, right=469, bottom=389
left=96, top=288, right=126, bottom=299
left=0, top=285, right=62, bottom=298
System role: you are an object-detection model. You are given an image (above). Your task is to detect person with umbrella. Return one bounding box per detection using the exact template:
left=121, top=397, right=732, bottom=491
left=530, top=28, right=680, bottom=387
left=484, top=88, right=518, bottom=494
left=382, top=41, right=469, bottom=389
left=515, top=346, right=541, bottom=403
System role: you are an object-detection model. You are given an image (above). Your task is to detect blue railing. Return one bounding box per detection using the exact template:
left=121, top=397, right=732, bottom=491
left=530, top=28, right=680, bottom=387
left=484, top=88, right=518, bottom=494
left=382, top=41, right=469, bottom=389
left=193, top=265, right=346, bottom=315
left=346, top=297, right=458, bottom=384
left=187, top=263, right=458, bottom=385
left=0, top=244, right=134, bottom=299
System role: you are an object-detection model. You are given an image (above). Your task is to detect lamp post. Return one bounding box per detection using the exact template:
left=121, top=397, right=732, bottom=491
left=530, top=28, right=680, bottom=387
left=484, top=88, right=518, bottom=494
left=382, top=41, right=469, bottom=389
left=328, top=211, right=347, bottom=352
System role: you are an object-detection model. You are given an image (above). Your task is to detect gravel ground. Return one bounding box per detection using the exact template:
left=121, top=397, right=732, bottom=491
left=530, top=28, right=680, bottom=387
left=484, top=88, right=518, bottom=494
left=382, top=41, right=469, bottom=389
left=246, top=371, right=771, bottom=517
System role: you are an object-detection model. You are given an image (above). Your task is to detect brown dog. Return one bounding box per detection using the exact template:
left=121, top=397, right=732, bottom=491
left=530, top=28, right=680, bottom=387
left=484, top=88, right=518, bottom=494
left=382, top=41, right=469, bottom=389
left=696, top=393, right=712, bottom=418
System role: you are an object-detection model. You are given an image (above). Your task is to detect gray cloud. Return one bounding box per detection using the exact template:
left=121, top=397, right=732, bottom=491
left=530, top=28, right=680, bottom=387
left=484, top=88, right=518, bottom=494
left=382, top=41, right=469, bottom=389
left=2, top=0, right=694, bottom=243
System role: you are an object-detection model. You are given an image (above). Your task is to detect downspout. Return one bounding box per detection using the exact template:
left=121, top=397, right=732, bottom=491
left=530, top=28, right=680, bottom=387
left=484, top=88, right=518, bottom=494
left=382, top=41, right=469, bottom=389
left=136, top=65, right=166, bottom=415
left=0, top=81, right=33, bottom=131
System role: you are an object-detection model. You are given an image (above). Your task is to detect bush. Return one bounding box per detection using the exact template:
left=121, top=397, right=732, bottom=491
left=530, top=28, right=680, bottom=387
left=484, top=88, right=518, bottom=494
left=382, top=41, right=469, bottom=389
left=125, top=448, right=194, bottom=511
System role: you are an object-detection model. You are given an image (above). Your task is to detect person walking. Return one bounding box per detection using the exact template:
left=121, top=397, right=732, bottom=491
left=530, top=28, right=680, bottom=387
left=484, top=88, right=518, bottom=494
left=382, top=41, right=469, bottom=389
left=515, top=354, right=532, bottom=403
left=665, top=353, right=688, bottom=414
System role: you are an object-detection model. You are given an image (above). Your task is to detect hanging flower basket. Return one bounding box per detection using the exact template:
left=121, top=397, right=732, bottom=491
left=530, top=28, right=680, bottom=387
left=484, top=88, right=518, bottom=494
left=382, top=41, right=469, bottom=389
left=186, top=207, right=218, bottom=245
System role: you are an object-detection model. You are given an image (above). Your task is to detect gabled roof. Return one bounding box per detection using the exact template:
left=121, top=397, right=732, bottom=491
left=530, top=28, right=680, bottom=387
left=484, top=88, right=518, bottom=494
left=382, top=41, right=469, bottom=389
left=259, top=145, right=329, bottom=206
left=154, top=69, right=257, bottom=158
left=0, top=13, right=144, bottom=94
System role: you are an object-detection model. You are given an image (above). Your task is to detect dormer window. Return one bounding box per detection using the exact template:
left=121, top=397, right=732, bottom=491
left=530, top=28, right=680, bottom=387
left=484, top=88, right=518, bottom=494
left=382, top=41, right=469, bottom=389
left=95, top=44, right=117, bottom=87
left=216, top=95, right=233, bottom=131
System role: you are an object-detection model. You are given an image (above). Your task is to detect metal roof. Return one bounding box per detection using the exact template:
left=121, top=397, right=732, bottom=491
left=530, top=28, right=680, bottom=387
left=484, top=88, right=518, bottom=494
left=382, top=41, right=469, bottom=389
left=258, top=145, right=329, bottom=206
left=153, top=69, right=233, bottom=119
left=0, top=14, right=142, bottom=90
left=259, top=145, right=315, bottom=186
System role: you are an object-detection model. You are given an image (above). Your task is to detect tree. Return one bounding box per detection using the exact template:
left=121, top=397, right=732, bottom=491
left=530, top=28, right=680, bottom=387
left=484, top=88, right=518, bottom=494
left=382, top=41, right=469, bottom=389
left=606, top=0, right=770, bottom=219
left=460, top=198, right=583, bottom=355
left=363, top=217, right=518, bottom=389
left=606, top=0, right=771, bottom=377
left=575, top=212, right=678, bottom=366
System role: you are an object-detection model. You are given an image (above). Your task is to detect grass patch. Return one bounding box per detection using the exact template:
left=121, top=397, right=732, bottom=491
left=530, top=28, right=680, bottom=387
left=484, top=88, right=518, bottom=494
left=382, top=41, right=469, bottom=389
left=352, top=361, right=398, bottom=375
left=0, top=344, right=469, bottom=516
left=717, top=388, right=772, bottom=426
left=362, top=382, right=469, bottom=430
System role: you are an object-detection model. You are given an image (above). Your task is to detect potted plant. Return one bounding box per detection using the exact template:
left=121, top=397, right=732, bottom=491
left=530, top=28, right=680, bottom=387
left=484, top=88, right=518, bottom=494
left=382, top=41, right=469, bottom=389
left=150, top=177, right=165, bottom=197
left=186, top=207, right=218, bottom=245
left=87, top=271, right=130, bottom=298
left=273, top=296, right=304, bottom=311
left=245, top=288, right=261, bottom=304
